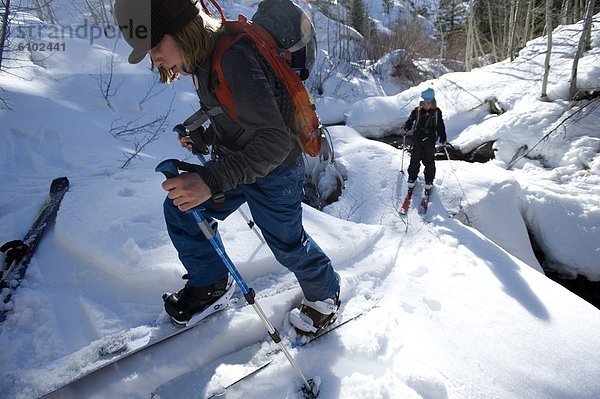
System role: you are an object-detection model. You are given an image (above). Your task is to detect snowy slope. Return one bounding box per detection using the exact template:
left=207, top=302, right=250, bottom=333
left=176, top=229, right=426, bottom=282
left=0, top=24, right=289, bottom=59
left=1, top=2, right=599, bottom=399
left=345, top=15, right=600, bottom=281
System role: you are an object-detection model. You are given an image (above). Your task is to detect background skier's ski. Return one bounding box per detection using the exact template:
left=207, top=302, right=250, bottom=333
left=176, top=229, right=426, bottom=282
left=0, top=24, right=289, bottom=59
left=418, top=188, right=432, bottom=215
left=399, top=188, right=413, bottom=215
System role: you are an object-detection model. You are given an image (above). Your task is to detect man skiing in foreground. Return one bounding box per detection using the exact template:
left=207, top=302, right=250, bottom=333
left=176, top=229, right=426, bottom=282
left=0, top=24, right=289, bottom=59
left=114, top=0, right=340, bottom=336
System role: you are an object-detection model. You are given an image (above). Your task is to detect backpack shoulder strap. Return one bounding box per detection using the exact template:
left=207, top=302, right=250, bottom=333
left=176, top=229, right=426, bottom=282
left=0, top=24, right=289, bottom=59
left=211, top=29, right=247, bottom=122
left=202, top=0, right=245, bottom=121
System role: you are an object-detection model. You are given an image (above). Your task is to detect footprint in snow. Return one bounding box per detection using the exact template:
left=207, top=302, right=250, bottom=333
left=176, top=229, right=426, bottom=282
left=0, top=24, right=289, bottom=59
left=423, top=298, right=442, bottom=312
left=406, top=374, right=449, bottom=399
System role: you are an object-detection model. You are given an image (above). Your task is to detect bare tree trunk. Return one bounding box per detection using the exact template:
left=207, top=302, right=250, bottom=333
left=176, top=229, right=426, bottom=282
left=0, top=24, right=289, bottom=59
left=507, top=0, right=515, bottom=59
left=502, top=2, right=510, bottom=58
left=541, top=0, right=553, bottom=101
left=474, top=16, right=486, bottom=62
left=528, top=0, right=538, bottom=40
left=86, top=0, right=100, bottom=25
left=0, top=0, right=10, bottom=69
left=43, top=1, right=55, bottom=24
left=561, top=0, right=571, bottom=24
left=33, top=0, right=44, bottom=20
left=569, top=0, right=596, bottom=99
left=581, top=0, right=595, bottom=51
left=465, top=1, right=476, bottom=70
left=436, top=17, right=446, bottom=68
left=99, top=0, right=111, bottom=26
left=573, top=0, right=580, bottom=22
left=486, top=0, right=498, bottom=61
left=523, top=0, right=534, bottom=42
left=508, top=0, right=521, bottom=61
left=326, top=7, right=331, bottom=55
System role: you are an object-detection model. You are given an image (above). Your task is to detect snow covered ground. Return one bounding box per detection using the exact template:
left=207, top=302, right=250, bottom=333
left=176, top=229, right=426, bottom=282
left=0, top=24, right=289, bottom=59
left=345, top=15, right=600, bottom=281
left=1, top=3, right=599, bottom=399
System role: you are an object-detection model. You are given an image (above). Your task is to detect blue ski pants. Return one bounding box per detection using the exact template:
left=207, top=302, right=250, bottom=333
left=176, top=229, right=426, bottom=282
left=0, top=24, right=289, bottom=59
left=163, top=156, right=340, bottom=302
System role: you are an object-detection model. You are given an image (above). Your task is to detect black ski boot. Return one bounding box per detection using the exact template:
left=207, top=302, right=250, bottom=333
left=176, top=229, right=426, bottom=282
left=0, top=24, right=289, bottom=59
left=424, top=181, right=433, bottom=193
left=289, top=292, right=341, bottom=336
left=163, top=275, right=234, bottom=326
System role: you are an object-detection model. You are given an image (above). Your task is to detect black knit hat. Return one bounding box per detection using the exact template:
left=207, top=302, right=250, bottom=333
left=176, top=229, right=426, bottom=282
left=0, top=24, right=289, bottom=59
left=114, top=0, right=200, bottom=64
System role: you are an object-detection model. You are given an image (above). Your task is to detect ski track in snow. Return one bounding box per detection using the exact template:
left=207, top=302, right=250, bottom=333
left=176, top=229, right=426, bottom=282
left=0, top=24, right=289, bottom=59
left=2, top=220, right=389, bottom=399
left=1, top=121, right=597, bottom=399
left=2, top=190, right=467, bottom=399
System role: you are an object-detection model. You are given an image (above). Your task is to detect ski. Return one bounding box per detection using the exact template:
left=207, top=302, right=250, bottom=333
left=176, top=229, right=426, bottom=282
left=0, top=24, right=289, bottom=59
left=151, top=298, right=379, bottom=399
left=399, top=188, right=413, bottom=215
left=206, top=302, right=377, bottom=398
left=291, top=300, right=377, bottom=348
left=418, top=188, right=431, bottom=215
left=1, top=177, right=69, bottom=322
left=32, top=279, right=300, bottom=398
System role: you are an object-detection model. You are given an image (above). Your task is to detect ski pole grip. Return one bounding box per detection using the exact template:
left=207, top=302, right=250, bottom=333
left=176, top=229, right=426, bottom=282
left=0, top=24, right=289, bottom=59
left=174, top=123, right=208, bottom=157
left=173, top=124, right=187, bottom=138
left=155, top=159, right=180, bottom=179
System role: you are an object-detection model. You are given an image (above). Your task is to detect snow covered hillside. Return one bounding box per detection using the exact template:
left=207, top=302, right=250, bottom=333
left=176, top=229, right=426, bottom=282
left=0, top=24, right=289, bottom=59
left=345, top=14, right=600, bottom=282
left=0, top=2, right=599, bottom=399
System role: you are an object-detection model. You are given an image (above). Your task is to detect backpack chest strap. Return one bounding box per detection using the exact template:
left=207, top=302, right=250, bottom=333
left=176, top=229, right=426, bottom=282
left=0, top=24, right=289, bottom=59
left=183, top=107, right=225, bottom=132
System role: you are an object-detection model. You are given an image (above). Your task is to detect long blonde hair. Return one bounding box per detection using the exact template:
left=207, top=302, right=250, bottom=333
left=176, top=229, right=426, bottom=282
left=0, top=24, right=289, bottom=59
left=153, top=11, right=224, bottom=83
left=419, top=99, right=437, bottom=109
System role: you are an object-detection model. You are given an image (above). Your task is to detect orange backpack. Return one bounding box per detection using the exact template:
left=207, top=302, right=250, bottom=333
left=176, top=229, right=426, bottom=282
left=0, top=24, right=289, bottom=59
left=200, top=0, right=323, bottom=157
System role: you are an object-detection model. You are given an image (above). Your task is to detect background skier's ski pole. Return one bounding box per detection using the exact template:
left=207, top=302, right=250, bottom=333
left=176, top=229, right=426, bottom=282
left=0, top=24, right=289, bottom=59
left=155, top=159, right=319, bottom=399
left=173, top=124, right=265, bottom=244
left=399, top=132, right=406, bottom=174
left=443, top=145, right=469, bottom=205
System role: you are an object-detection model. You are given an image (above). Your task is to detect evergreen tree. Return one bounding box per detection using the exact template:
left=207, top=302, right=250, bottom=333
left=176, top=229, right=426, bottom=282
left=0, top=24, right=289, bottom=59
left=382, top=0, right=394, bottom=15
left=350, top=0, right=368, bottom=36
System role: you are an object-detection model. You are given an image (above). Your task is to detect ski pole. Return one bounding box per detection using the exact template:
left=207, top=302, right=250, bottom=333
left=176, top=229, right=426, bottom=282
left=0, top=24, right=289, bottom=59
left=443, top=145, right=451, bottom=162
left=173, top=125, right=266, bottom=244
left=399, top=133, right=406, bottom=174
left=443, top=145, right=469, bottom=204
left=155, top=159, right=318, bottom=399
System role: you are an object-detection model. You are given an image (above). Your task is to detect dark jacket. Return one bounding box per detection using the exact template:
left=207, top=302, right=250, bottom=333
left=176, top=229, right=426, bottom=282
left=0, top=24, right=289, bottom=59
left=403, top=106, right=447, bottom=145
left=191, top=42, right=301, bottom=194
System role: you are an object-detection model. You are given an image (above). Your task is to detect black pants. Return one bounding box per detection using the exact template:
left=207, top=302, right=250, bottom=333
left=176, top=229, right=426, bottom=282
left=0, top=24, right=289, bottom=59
left=408, top=140, right=436, bottom=184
